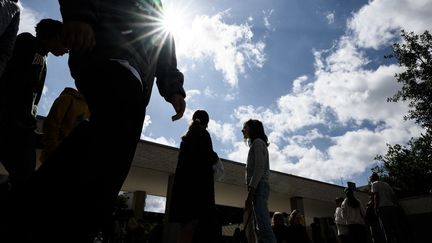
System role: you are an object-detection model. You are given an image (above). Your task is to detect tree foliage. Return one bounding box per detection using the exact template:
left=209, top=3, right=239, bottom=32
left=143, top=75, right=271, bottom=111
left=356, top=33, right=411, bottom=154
left=374, top=133, right=432, bottom=196
left=388, top=30, right=432, bottom=130
left=374, top=30, right=432, bottom=197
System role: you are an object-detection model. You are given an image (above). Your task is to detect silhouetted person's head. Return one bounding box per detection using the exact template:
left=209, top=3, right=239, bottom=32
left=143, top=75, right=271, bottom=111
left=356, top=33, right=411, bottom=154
left=344, top=187, right=360, bottom=208
left=192, top=109, right=209, bottom=128
left=335, top=197, right=344, bottom=207
left=242, top=119, right=269, bottom=146
left=289, top=209, right=304, bottom=226
left=35, top=19, right=68, bottom=56
left=272, top=212, right=285, bottom=226
left=370, top=172, right=379, bottom=183
left=184, top=110, right=209, bottom=139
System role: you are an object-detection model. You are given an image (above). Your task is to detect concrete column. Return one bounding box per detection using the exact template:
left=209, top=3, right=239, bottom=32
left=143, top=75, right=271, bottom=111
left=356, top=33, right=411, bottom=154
left=163, top=174, right=180, bottom=243
left=132, top=190, right=147, bottom=219
left=290, top=196, right=305, bottom=215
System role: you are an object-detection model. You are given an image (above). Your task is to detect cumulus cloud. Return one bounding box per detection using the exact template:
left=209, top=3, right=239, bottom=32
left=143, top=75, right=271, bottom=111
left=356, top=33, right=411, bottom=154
left=176, top=11, right=266, bottom=87
left=144, top=195, right=166, bottom=213
left=325, top=11, right=335, bottom=24
left=225, top=0, right=426, bottom=183
left=348, top=0, right=432, bottom=49
left=140, top=115, right=177, bottom=147
left=18, top=2, right=42, bottom=34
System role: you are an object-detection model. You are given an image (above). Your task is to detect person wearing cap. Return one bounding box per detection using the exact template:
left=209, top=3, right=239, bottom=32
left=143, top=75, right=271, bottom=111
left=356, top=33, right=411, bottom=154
left=341, top=188, right=367, bottom=243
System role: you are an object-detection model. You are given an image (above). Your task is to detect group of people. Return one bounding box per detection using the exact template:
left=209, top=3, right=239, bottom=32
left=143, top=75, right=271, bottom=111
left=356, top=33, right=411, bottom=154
left=334, top=173, right=406, bottom=243
left=0, top=1, right=277, bottom=243
left=168, top=110, right=276, bottom=243
left=0, top=0, right=186, bottom=242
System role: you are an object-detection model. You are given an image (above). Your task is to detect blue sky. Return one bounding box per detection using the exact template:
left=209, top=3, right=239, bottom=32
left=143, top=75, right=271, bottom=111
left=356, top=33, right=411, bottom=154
left=19, top=0, right=431, bottom=189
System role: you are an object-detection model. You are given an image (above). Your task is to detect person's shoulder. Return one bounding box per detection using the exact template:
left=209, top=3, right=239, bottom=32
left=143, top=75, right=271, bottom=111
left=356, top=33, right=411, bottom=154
left=253, top=138, right=266, bottom=146
left=15, top=32, right=37, bottom=50
left=16, top=32, right=36, bottom=42
left=252, top=138, right=268, bottom=149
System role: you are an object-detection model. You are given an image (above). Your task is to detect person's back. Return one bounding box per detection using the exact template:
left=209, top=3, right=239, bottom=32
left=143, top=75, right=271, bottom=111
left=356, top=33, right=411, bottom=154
left=371, top=180, right=395, bottom=207
left=370, top=173, right=402, bottom=243
left=40, top=87, right=90, bottom=162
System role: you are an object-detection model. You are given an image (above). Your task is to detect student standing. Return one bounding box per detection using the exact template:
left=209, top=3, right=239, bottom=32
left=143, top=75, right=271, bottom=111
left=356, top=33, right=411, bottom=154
left=242, top=119, right=276, bottom=243
left=169, top=110, right=220, bottom=243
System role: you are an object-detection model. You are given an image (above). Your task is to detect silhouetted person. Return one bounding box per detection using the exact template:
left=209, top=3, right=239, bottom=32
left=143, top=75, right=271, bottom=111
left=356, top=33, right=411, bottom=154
left=25, top=1, right=186, bottom=242
left=369, top=173, right=403, bottom=243
left=169, top=110, right=219, bottom=243
left=311, top=217, right=324, bottom=243
left=334, top=197, right=350, bottom=243
left=0, top=0, right=20, bottom=78
left=0, top=19, right=67, bottom=242
left=341, top=188, right=367, bottom=243
left=40, top=87, right=90, bottom=163
left=364, top=195, right=385, bottom=243
left=0, top=18, right=67, bottom=194
left=287, top=209, right=311, bottom=243
left=272, top=212, right=289, bottom=243
left=242, top=119, right=276, bottom=243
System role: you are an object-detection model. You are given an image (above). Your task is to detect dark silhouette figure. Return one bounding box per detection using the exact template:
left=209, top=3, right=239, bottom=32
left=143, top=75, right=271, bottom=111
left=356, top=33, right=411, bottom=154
left=272, top=212, right=289, bottom=243
left=370, top=173, right=405, bottom=243
left=20, top=1, right=186, bottom=242
left=40, top=87, right=90, bottom=163
left=364, top=195, right=385, bottom=243
left=0, top=18, right=67, bottom=243
left=287, top=210, right=311, bottom=243
left=311, top=217, right=324, bottom=243
left=0, top=19, right=67, bottom=194
left=341, top=188, right=367, bottom=243
left=242, top=119, right=276, bottom=243
left=334, top=197, right=350, bottom=243
left=169, top=110, right=219, bottom=243
left=0, top=0, right=20, bottom=78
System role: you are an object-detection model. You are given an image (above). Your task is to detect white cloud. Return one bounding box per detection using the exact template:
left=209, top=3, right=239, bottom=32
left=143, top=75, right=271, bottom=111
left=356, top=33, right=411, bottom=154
left=325, top=11, right=335, bottom=24
left=185, top=89, right=201, bottom=101
left=208, top=120, right=237, bottom=144
left=348, top=0, right=432, bottom=49
left=225, top=0, right=426, bottom=184
left=18, top=2, right=42, bottom=35
left=262, top=9, right=274, bottom=31
left=176, top=11, right=266, bottom=87
left=144, top=195, right=166, bottom=213
left=140, top=115, right=177, bottom=147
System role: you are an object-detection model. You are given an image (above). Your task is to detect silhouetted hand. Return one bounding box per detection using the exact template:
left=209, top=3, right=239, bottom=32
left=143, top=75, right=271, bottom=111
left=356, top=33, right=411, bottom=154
left=62, top=21, right=96, bottom=52
left=170, top=94, right=186, bottom=121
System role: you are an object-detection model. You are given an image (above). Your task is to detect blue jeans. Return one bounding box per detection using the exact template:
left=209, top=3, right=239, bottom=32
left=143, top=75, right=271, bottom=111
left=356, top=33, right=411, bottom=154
left=253, top=181, right=276, bottom=243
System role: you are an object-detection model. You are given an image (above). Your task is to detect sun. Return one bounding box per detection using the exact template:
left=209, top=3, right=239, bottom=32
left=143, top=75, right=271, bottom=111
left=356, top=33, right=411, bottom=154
left=159, top=2, right=190, bottom=38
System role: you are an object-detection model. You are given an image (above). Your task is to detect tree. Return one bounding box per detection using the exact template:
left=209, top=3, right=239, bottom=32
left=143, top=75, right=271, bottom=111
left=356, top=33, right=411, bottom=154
left=374, top=133, right=432, bottom=196
left=374, top=30, right=432, bottom=197
left=388, top=30, right=432, bottom=130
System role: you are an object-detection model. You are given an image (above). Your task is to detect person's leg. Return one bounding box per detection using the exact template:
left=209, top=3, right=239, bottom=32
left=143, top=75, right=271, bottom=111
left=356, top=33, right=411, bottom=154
left=0, top=128, right=36, bottom=194
left=76, top=60, right=146, bottom=236
left=377, top=207, right=398, bottom=243
left=27, top=60, right=146, bottom=242
left=253, top=181, right=276, bottom=243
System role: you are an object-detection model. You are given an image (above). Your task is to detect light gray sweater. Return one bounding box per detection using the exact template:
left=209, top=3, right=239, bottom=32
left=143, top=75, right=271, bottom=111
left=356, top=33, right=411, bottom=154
left=245, top=138, right=270, bottom=189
